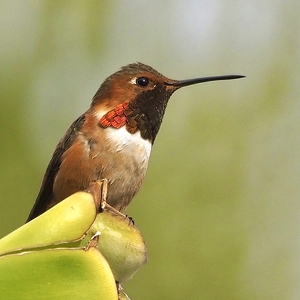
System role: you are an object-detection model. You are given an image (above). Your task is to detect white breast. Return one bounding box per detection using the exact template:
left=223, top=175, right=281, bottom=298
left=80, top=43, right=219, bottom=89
left=105, top=126, right=152, bottom=168
left=94, top=108, right=152, bottom=169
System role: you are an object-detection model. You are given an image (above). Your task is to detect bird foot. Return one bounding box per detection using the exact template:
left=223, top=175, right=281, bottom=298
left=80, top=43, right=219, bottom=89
left=88, top=179, right=128, bottom=220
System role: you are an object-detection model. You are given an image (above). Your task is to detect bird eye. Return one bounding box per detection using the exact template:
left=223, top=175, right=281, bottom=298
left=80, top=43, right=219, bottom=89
left=136, top=77, right=149, bottom=87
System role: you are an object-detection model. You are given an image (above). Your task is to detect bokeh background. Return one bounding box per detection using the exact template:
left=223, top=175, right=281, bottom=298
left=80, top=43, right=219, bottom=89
left=1, top=1, right=300, bottom=299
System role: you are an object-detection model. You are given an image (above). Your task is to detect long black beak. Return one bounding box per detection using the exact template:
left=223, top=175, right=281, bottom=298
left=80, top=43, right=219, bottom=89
left=165, top=74, right=245, bottom=89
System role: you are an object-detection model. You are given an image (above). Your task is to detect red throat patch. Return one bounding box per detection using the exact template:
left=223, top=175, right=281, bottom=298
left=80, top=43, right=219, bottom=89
left=99, top=101, right=138, bottom=134
left=99, top=101, right=129, bottom=129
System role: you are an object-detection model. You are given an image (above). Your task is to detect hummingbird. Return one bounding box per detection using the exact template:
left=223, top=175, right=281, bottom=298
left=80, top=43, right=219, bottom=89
left=26, top=62, right=244, bottom=222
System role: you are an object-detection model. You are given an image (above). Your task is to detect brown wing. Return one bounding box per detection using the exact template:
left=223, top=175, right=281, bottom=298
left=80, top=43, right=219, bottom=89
left=26, top=114, right=86, bottom=222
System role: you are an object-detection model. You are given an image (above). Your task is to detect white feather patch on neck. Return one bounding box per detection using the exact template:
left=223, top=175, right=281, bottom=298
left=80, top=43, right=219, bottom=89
left=94, top=109, right=109, bottom=121
left=105, top=126, right=152, bottom=162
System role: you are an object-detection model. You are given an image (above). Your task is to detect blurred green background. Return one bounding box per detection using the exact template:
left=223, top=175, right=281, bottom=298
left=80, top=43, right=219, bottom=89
left=1, top=1, right=300, bottom=299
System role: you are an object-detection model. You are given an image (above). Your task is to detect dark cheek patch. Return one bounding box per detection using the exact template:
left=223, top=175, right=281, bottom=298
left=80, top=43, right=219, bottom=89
left=98, top=84, right=168, bottom=142
left=99, top=101, right=130, bottom=129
